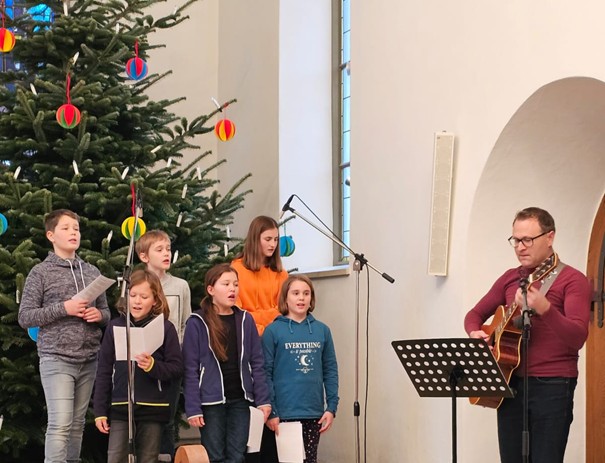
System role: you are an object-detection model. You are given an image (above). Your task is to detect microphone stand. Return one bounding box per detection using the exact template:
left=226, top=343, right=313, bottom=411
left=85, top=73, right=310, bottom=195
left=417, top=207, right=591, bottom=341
left=519, top=278, right=532, bottom=463
left=283, top=201, right=394, bottom=463
left=120, top=197, right=142, bottom=463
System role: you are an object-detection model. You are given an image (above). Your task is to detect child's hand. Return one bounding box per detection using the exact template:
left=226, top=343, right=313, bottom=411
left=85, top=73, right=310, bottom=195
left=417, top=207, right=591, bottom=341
left=135, top=353, right=153, bottom=371
left=95, top=417, right=110, bottom=434
left=188, top=416, right=205, bottom=427
left=266, top=417, right=280, bottom=435
left=258, top=405, right=271, bottom=422
left=318, top=411, right=334, bottom=433
left=64, top=298, right=89, bottom=317
left=83, top=307, right=102, bottom=323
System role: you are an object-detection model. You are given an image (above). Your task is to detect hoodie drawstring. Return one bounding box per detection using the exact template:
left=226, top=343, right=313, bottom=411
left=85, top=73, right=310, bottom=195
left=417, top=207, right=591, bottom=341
left=67, top=259, right=86, bottom=293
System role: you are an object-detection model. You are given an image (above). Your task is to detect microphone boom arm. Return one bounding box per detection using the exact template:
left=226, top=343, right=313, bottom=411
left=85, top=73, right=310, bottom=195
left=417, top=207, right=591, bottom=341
left=284, top=205, right=394, bottom=283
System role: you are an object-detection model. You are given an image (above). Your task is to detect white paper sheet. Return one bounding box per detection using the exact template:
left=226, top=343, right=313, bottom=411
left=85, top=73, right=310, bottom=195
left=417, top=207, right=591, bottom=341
left=246, top=406, right=265, bottom=453
left=114, top=314, right=165, bottom=360
left=276, top=421, right=305, bottom=463
left=72, top=275, right=115, bottom=302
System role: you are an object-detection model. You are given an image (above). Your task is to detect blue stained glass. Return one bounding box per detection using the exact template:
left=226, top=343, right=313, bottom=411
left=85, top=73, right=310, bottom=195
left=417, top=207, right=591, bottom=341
left=28, top=3, right=53, bottom=22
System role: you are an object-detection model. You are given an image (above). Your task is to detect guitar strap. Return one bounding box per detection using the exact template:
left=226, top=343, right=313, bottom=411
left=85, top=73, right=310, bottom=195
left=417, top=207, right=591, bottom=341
left=538, top=255, right=566, bottom=296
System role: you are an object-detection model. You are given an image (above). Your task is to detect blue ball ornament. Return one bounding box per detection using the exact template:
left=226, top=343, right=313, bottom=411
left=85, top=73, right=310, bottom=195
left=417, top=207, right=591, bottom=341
left=279, top=235, right=295, bottom=257
left=0, top=212, right=8, bottom=235
left=28, top=326, right=39, bottom=342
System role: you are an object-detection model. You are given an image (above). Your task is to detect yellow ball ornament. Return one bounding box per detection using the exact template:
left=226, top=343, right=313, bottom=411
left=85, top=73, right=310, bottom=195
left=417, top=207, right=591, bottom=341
left=121, top=216, right=147, bottom=240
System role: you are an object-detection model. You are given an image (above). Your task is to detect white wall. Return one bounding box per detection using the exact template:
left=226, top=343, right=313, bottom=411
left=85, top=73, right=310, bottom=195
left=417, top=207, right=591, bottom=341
left=147, top=0, right=219, bottom=174
left=151, top=1, right=605, bottom=461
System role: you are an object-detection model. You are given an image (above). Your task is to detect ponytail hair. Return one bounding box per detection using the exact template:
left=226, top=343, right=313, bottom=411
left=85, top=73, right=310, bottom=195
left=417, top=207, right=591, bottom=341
left=200, top=263, right=239, bottom=362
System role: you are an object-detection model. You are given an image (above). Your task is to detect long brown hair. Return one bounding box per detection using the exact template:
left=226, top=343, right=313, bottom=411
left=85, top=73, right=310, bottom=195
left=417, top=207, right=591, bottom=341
left=240, top=215, right=283, bottom=272
left=123, top=269, right=170, bottom=319
left=200, top=263, right=239, bottom=362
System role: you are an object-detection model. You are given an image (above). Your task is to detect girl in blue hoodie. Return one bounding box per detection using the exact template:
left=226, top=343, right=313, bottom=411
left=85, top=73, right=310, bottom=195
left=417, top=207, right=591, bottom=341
left=262, top=275, right=339, bottom=463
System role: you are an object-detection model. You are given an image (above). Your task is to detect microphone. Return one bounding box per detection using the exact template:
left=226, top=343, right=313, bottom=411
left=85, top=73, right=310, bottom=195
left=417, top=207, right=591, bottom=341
left=512, top=309, right=535, bottom=330
left=513, top=277, right=533, bottom=329
left=279, top=194, right=295, bottom=220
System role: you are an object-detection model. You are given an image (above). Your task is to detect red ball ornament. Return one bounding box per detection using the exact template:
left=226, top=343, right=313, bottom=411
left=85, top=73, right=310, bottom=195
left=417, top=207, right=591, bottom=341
left=126, top=57, right=148, bottom=80
left=0, top=28, right=15, bottom=53
left=56, top=103, right=81, bottom=129
left=214, top=118, right=236, bottom=142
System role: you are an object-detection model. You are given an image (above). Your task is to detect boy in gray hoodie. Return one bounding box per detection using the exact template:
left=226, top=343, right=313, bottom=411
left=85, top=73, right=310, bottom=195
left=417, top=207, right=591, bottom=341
left=18, top=209, right=110, bottom=463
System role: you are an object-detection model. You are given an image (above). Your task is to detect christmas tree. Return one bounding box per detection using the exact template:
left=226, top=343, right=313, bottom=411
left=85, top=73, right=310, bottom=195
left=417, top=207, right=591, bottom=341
left=0, top=0, right=250, bottom=460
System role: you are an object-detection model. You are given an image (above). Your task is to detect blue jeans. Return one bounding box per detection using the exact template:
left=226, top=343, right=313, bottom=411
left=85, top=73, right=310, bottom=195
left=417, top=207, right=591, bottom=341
left=200, top=398, right=250, bottom=463
left=107, top=420, right=162, bottom=463
left=497, top=376, right=577, bottom=463
left=39, top=357, right=97, bottom=463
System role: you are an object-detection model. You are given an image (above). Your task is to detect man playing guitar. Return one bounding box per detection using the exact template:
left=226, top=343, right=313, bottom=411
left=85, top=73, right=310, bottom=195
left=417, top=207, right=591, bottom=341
left=464, top=207, right=591, bottom=463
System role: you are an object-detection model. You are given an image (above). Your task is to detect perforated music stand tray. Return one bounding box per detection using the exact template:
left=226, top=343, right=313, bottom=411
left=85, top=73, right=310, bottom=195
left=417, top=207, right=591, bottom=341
left=391, top=338, right=513, bottom=463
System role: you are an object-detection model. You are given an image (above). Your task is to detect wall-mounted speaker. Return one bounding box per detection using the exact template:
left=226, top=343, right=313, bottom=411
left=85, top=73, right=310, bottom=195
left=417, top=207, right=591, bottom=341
left=428, top=132, right=455, bottom=276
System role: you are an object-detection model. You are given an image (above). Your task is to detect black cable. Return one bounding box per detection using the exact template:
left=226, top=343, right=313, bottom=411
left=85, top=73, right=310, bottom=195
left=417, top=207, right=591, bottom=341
left=292, top=194, right=348, bottom=247
left=363, top=266, right=370, bottom=463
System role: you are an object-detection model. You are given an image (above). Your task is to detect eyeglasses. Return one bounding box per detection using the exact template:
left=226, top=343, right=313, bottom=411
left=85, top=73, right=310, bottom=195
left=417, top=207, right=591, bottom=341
left=508, top=231, right=550, bottom=248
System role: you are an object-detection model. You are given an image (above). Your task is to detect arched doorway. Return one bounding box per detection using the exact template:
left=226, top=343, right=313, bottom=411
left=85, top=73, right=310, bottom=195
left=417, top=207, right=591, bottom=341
left=586, top=196, right=605, bottom=462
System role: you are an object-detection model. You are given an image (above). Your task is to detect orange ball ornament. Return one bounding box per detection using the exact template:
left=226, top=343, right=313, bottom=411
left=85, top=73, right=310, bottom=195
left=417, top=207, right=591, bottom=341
left=214, top=118, right=236, bottom=142
left=0, top=28, right=15, bottom=53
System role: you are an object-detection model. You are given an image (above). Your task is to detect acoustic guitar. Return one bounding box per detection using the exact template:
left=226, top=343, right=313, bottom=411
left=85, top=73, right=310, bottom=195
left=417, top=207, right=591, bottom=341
left=468, top=253, right=558, bottom=408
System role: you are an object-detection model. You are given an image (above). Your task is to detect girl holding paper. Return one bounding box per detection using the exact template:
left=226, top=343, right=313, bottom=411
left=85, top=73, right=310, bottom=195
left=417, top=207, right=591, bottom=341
left=93, top=269, right=183, bottom=463
left=182, top=263, right=271, bottom=463
left=262, top=275, right=339, bottom=463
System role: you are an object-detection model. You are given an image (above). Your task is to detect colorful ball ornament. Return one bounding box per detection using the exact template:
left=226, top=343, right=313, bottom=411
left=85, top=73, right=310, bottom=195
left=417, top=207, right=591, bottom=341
left=214, top=118, right=236, bottom=142
left=0, top=212, right=7, bottom=235
left=126, top=57, right=148, bottom=80
left=279, top=235, right=295, bottom=257
left=56, top=103, right=81, bottom=129
left=28, top=326, right=39, bottom=342
left=121, top=216, right=147, bottom=240
left=0, top=28, right=15, bottom=53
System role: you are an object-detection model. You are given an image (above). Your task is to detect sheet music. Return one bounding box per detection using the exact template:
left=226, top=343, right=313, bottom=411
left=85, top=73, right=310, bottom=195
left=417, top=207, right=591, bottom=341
left=246, top=406, right=265, bottom=453
left=276, top=421, right=305, bottom=463
left=114, top=314, right=165, bottom=360
left=72, top=275, right=115, bottom=302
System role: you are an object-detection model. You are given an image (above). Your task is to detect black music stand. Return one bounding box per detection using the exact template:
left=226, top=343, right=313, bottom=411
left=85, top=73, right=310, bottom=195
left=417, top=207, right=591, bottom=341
left=391, top=338, right=513, bottom=463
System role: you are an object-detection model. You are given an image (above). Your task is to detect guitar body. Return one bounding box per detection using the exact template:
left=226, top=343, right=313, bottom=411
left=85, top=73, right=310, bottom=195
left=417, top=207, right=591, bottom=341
left=468, top=304, right=522, bottom=408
